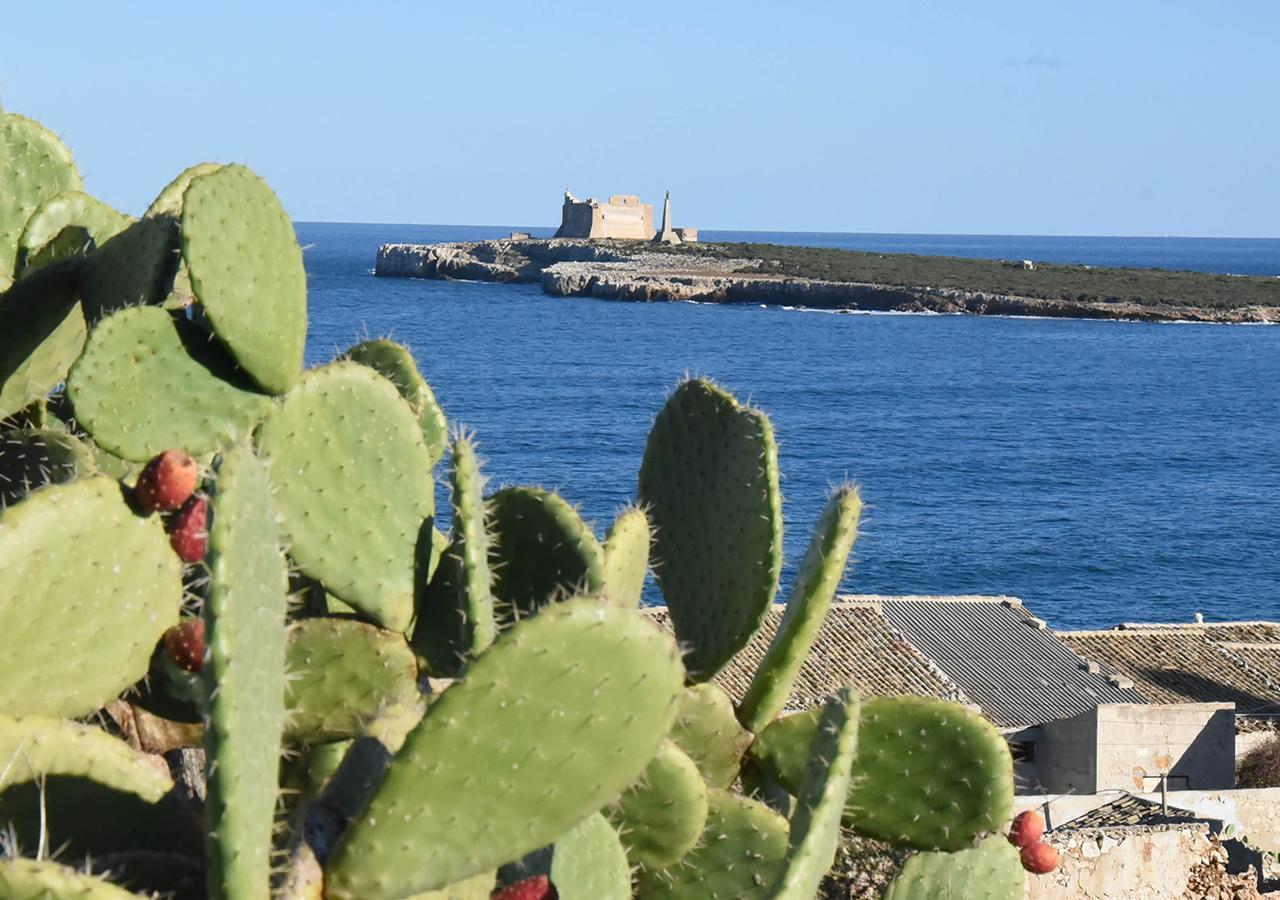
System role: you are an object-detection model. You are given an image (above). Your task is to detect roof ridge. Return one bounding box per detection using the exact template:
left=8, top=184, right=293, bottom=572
left=840, top=593, right=1023, bottom=604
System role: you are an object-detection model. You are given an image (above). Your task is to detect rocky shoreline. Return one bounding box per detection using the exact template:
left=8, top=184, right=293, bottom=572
left=375, top=239, right=1280, bottom=324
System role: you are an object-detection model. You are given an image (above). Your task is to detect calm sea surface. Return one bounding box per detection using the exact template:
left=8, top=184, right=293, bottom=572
left=298, top=223, right=1280, bottom=630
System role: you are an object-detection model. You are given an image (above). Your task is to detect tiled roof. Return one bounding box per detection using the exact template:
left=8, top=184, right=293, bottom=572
left=873, top=596, right=1148, bottom=729
left=644, top=601, right=966, bottom=713
left=1053, top=795, right=1209, bottom=832
left=1059, top=629, right=1280, bottom=715
left=1118, top=622, right=1280, bottom=644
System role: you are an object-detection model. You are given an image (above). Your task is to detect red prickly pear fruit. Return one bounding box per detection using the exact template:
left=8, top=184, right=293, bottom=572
left=135, top=450, right=199, bottom=511
left=163, top=619, right=206, bottom=673
left=1021, top=840, right=1060, bottom=874
left=492, top=875, right=557, bottom=900
left=168, top=496, right=208, bottom=562
left=1008, top=809, right=1046, bottom=848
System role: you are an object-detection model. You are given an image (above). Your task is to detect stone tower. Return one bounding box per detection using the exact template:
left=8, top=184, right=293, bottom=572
left=653, top=190, right=680, bottom=244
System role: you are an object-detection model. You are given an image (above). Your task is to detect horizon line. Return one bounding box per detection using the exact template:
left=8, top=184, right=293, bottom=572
left=291, top=220, right=1280, bottom=242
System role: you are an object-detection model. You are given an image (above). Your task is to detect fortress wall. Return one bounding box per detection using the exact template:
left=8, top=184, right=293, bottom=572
left=593, top=202, right=653, bottom=240
left=554, top=202, right=596, bottom=238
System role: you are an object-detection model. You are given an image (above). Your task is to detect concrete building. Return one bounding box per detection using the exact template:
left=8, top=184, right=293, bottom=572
left=554, top=190, right=654, bottom=240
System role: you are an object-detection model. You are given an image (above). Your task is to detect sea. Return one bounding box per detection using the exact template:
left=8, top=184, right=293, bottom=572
left=297, top=223, right=1280, bottom=630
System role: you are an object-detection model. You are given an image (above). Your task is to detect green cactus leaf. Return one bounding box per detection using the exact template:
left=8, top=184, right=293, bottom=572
left=0, top=427, right=97, bottom=506
left=768, top=688, right=861, bottom=899
left=605, top=739, right=708, bottom=868
left=0, top=858, right=146, bottom=899
left=1, top=113, right=82, bottom=285
left=549, top=812, right=631, bottom=900
left=145, top=162, right=225, bottom=218
left=750, top=696, right=1014, bottom=851
left=202, top=443, right=290, bottom=900
left=284, top=618, right=421, bottom=744
left=669, top=682, right=754, bottom=789
left=404, top=871, right=497, bottom=900
left=413, top=434, right=495, bottom=675
left=16, top=189, right=131, bottom=277
left=886, top=835, right=1025, bottom=900
left=66, top=306, right=272, bottom=461
left=638, top=377, right=782, bottom=681
left=635, top=789, right=790, bottom=900
left=0, top=714, right=172, bottom=802
left=738, top=485, right=862, bottom=732
left=488, top=486, right=606, bottom=625
left=345, top=339, right=448, bottom=467
left=602, top=505, right=649, bottom=606
left=181, top=163, right=306, bottom=394
left=325, top=598, right=685, bottom=899
left=78, top=215, right=182, bottom=320
left=0, top=262, right=87, bottom=421
left=256, top=361, right=434, bottom=632
left=0, top=476, right=181, bottom=717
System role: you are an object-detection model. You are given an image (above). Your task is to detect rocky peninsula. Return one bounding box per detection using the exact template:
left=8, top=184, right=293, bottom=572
left=375, top=239, right=1280, bottom=324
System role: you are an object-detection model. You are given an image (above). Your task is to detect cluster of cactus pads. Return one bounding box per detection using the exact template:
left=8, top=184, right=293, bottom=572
left=0, top=106, right=1026, bottom=899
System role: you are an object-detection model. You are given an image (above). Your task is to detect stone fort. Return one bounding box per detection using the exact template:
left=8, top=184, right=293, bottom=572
left=553, top=190, right=697, bottom=243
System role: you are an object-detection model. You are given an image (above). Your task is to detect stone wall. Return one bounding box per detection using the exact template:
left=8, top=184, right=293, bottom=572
left=1016, top=788, right=1280, bottom=852
left=1024, top=824, right=1261, bottom=900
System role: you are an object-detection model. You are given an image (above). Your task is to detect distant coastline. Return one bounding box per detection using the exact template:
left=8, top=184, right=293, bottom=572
left=374, top=238, right=1280, bottom=324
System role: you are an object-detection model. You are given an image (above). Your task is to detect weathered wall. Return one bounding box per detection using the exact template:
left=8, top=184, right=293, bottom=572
left=1016, top=788, right=1280, bottom=852
left=554, top=198, right=654, bottom=240
left=1023, top=825, right=1261, bottom=900
left=1095, top=703, right=1236, bottom=792
left=1039, top=708, right=1098, bottom=793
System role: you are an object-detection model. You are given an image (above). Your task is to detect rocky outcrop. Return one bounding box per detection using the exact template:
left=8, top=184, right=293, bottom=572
left=376, top=239, right=1280, bottom=324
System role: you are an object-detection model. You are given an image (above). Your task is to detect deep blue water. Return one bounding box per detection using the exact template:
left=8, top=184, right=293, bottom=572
left=297, top=223, right=1280, bottom=630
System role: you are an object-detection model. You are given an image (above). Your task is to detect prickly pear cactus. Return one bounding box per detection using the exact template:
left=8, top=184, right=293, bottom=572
left=325, top=598, right=685, bottom=898
left=638, top=377, right=783, bottom=681
left=602, top=505, right=650, bottom=606
left=67, top=306, right=272, bottom=460
left=1, top=112, right=82, bottom=288
left=886, top=834, right=1025, bottom=900
left=0, top=427, right=96, bottom=506
left=201, top=443, right=290, bottom=899
left=0, top=262, right=87, bottom=420
left=0, top=857, right=145, bottom=899
left=16, top=189, right=130, bottom=276
left=345, top=338, right=448, bottom=467
left=0, top=476, right=181, bottom=716
left=256, top=361, right=434, bottom=632
left=181, top=163, right=307, bottom=394
left=605, top=739, right=708, bottom=868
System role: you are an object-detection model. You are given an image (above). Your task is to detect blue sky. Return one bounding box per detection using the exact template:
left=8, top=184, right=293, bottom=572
left=4, top=2, right=1277, bottom=236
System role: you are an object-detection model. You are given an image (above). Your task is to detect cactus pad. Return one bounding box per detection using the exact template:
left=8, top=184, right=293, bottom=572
left=767, top=688, right=860, bottom=899
left=345, top=339, right=448, bottom=467
left=0, top=427, right=97, bottom=506
left=1, top=113, right=82, bottom=285
left=886, top=835, right=1025, bottom=900
left=0, top=476, right=181, bottom=716
left=325, top=598, right=685, bottom=898
left=145, top=162, right=225, bottom=218
left=548, top=812, right=631, bottom=900
left=79, top=215, right=181, bottom=319
left=16, top=190, right=130, bottom=276
left=0, top=714, right=172, bottom=802
left=636, top=789, right=790, bottom=899
left=750, top=696, right=1014, bottom=851
left=605, top=739, right=708, bottom=868
left=201, top=443, right=290, bottom=899
left=637, top=378, right=782, bottom=681
left=0, top=263, right=87, bottom=420
left=602, top=505, right=650, bottom=606
left=181, top=163, right=306, bottom=394
left=256, top=361, right=434, bottom=632
left=0, top=858, right=144, bottom=899
left=66, top=306, right=271, bottom=460
left=413, top=434, right=495, bottom=675
left=669, top=682, right=754, bottom=789
left=488, top=486, right=606, bottom=624
left=284, top=618, right=421, bottom=743
left=739, top=486, right=862, bottom=732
